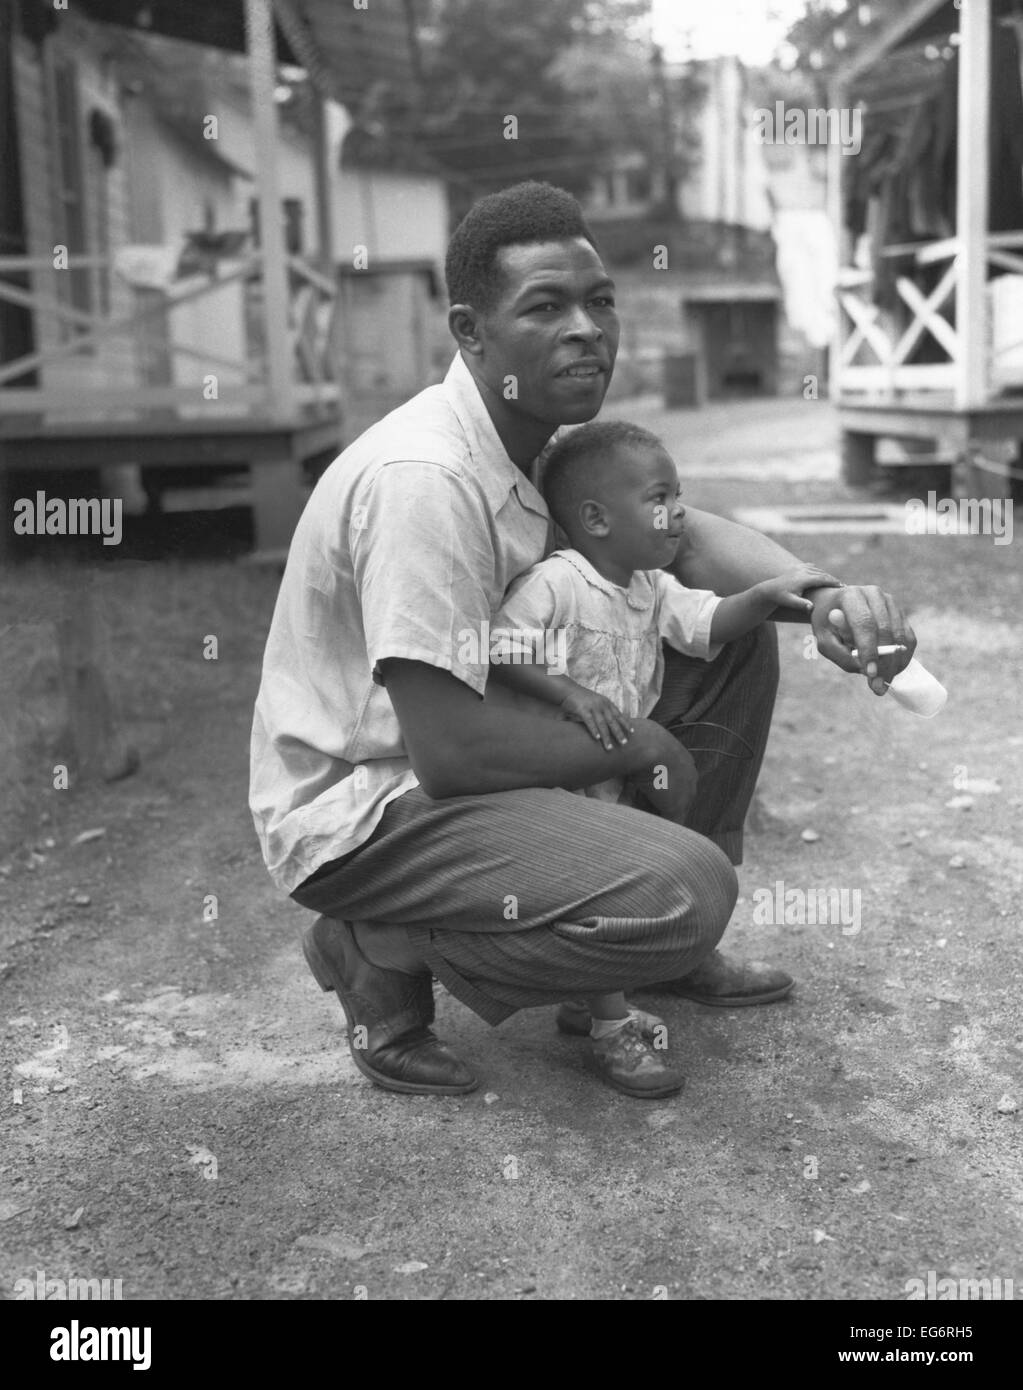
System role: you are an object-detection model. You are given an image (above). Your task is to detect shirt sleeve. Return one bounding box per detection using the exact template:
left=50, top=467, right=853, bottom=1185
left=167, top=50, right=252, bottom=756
left=654, top=570, right=723, bottom=661
left=351, top=459, right=495, bottom=695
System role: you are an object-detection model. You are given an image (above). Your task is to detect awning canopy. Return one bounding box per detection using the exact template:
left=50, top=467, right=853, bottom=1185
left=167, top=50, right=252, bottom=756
left=72, top=0, right=414, bottom=107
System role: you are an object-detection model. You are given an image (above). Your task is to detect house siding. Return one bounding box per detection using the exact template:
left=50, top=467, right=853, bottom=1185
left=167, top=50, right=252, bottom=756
left=11, top=16, right=139, bottom=412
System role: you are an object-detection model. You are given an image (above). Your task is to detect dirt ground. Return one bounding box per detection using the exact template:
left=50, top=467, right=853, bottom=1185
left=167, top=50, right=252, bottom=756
left=1, top=397, right=1021, bottom=1302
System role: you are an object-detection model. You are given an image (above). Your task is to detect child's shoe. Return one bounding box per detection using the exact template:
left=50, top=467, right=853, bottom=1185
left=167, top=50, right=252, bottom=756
left=556, top=999, right=665, bottom=1038
left=588, top=1016, right=684, bottom=1099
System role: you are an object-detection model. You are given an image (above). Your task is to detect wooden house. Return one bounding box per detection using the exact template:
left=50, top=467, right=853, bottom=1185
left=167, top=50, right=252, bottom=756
left=0, top=0, right=433, bottom=557
left=582, top=55, right=825, bottom=403
left=828, top=0, right=1023, bottom=494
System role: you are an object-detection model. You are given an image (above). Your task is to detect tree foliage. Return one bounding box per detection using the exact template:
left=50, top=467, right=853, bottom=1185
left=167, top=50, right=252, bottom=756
left=358, top=0, right=698, bottom=217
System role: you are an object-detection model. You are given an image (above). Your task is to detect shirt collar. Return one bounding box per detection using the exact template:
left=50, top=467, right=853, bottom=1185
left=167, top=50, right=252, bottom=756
left=442, top=353, right=549, bottom=518
left=554, top=549, right=654, bottom=611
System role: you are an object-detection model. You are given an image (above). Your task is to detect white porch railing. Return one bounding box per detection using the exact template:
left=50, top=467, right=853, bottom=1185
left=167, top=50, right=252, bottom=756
left=834, top=231, right=1023, bottom=400
left=0, top=251, right=341, bottom=422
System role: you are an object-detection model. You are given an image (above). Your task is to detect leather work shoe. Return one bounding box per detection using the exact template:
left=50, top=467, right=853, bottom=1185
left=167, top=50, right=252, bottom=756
left=588, top=1017, right=685, bottom=1099
left=640, top=948, right=794, bottom=1007
left=302, top=916, right=479, bottom=1095
left=555, top=1000, right=665, bottom=1039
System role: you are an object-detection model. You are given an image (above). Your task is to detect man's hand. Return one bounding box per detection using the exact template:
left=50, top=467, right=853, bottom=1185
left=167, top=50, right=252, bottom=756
left=559, top=684, right=634, bottom=751
left=809, top=586, right=916, bottom=695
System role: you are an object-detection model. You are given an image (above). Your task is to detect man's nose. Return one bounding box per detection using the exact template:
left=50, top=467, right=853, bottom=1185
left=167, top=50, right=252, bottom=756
left=563, top=305, right=602, bottom=341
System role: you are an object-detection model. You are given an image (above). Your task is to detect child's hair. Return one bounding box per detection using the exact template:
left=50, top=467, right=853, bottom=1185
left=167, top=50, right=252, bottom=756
left=541, top=420, right=666, bottom=535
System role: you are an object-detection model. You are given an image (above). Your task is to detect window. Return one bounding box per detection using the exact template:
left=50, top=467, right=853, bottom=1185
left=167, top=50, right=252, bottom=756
left=249, top=197, right=305, bottom=255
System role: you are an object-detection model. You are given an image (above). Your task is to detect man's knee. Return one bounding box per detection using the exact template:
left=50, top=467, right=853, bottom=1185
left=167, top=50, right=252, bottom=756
left=688, top=838, right=737, bottom=950
left=648, top=832, right=737, bottom=948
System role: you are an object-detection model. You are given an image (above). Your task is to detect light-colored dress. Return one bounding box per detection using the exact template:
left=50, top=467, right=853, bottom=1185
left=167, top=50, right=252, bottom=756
left=491, top=548, right=721, bottom=803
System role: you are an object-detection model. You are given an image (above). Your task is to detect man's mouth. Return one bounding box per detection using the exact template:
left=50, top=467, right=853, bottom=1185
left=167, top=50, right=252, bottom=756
left=558, top=359, right=605, bottom=379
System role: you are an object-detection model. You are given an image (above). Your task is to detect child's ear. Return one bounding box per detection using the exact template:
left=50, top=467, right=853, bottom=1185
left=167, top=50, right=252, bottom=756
left=579, top=500, right=609, bottom=537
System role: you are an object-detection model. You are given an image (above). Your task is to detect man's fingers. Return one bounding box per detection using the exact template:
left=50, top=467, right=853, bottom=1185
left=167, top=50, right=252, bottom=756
left=816, top=608, right=860, bottom=672
left=838, top=587, right=893, bottom=678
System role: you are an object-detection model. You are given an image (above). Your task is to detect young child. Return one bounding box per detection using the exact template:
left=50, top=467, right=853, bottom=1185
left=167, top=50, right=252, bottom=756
left=489, top=420, right=838, bottom=1098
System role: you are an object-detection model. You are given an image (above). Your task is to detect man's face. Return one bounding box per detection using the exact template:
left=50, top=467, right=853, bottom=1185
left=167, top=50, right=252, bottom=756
left=474, top=238, right=620, bottom=429
left=600, top=445, right=686, bottom=573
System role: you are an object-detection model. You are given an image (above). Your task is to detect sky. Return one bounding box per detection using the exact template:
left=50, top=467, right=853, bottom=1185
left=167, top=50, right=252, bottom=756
left=651, top=0, right=815, bottom=66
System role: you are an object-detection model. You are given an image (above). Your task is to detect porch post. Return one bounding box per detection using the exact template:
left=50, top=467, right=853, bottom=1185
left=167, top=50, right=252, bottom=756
left=312, top=95, right=335, bottom=278
left=245, top=0, right=293, bottom=419
left=955, top=0, right=990, bottom=409
left=827, top=77, right=846, bottom=401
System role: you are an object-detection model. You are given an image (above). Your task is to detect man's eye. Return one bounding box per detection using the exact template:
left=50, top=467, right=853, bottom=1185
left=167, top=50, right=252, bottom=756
left=590, top=296, right=616, bottom=308
left=530, top=302, right=558, bottom=312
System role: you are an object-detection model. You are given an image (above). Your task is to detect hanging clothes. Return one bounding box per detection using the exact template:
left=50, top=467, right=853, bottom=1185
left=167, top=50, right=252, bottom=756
left=845, top=14, right=1023, bottom=326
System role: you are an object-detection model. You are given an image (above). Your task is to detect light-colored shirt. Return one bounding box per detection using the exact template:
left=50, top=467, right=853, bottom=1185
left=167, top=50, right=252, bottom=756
left=249, top=353, right=551, bottom=894
left=491, top=548, right=721, bottom=803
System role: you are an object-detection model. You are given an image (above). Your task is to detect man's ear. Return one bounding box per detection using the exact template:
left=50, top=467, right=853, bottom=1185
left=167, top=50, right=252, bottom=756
left=579, top=500, right=609, bottom=538
left=448, top=303, right=484, bottom=355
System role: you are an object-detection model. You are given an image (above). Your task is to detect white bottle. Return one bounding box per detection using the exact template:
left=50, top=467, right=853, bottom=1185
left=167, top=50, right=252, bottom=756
left=885, top=658, right=947, bottom=717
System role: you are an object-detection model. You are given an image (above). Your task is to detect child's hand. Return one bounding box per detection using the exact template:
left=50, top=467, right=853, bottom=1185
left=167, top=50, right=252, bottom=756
left=559, top=686, right=634, bottom=750
left=754, top=565, right=842, bottom=614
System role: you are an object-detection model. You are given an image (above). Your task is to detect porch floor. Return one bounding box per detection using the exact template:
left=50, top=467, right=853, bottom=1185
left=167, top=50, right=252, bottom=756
left=0, top=409, right=343, bottom=559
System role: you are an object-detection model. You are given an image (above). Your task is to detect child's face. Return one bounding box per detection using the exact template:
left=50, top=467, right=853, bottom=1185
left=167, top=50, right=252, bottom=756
left=598, top=444, right=686, bottom=572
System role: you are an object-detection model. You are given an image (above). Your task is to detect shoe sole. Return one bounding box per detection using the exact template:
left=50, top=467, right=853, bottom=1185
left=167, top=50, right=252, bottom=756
left=302, top=927, right=480, bottom=1096
left=673, top=981, right=795, bottom=1008
left=590, top=1063, right=685, bottom=1100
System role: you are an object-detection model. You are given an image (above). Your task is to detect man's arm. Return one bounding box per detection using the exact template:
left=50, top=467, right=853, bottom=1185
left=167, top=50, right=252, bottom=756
left=381, top=658, right=690, bottom=799
left=670, top=506, right=809, bottom=599
left=672, top=507, right=916, bottom=692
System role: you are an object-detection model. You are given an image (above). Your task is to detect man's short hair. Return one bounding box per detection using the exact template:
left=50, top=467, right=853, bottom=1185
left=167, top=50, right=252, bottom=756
left=445, top=181, right=597, bottom=313
left=541, top=420, right=666, bottom=534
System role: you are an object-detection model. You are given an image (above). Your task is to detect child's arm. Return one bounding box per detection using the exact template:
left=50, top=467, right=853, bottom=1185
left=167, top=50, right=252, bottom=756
left=710, top=564, right=843, bottom=644
left=490, top=660, right=634, bottom=751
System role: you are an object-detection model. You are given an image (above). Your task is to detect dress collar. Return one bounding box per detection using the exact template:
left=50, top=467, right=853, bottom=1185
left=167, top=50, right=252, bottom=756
left=553, top=549, right=654, bottom=611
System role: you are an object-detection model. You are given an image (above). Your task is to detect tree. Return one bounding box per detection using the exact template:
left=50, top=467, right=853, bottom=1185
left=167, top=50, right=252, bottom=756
left=550, top=39, right=704, bottom=219
left=362, top=0, right=658, bottom=213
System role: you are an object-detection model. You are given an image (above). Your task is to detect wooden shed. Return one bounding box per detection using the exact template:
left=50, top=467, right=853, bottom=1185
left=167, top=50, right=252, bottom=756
left=828, top=0, right=1023, bottom=494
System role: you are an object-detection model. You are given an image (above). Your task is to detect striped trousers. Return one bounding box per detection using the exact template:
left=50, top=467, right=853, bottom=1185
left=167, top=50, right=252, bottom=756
left=291, top=625, right=778, bottom=1024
